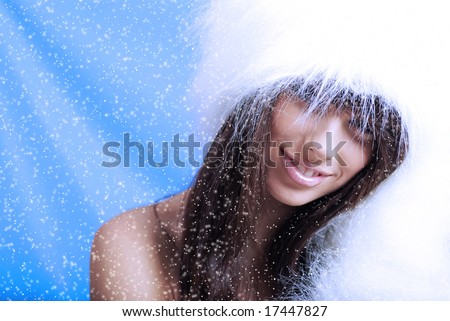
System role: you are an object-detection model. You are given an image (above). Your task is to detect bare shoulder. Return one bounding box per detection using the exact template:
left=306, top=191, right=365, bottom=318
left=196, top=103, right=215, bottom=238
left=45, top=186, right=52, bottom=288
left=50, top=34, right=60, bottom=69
left=90, top=191, right=188, bottom=300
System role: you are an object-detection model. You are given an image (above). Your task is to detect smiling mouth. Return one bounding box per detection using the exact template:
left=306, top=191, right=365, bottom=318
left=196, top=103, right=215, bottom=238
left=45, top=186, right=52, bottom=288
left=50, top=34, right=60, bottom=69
left=281, top=149, right=332, bottom=187
left=289, top=158, right=322, bottom=177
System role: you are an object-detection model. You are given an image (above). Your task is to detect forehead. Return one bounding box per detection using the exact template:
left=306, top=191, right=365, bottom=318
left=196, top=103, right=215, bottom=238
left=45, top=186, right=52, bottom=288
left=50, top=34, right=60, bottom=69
left=280, top=91, right=377, bottom=122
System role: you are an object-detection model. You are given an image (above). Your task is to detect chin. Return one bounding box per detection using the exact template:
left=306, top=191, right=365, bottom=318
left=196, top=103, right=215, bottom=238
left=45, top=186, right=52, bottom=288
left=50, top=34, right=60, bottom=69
left=267, top=184, right=314, bottom=207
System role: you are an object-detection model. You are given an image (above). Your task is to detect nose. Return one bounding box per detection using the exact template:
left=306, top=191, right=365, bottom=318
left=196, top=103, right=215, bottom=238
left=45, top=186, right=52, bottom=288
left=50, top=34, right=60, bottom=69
left=301, top=115, right=349, bottom=167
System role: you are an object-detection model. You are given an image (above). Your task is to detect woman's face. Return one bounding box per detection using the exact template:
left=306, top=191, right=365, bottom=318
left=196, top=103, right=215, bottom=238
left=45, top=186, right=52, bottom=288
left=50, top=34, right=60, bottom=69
left=266, top=95, right=373, bottom=206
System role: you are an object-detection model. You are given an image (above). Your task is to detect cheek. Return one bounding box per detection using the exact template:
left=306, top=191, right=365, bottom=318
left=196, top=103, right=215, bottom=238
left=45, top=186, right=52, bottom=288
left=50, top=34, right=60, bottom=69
left=271, top=101, right=306, bottom=139
left=271, top=115, right=292, bottom=140
left=339, top=142, right=372, bottom=177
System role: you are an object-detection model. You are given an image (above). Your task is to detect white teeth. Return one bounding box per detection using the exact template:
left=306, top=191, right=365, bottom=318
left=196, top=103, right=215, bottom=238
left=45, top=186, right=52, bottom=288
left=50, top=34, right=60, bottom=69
left=300, top=166, right=306, bottom=174
left=303, top=169, right=315, bottom=177
left=293, top=160, right=322, bottom=178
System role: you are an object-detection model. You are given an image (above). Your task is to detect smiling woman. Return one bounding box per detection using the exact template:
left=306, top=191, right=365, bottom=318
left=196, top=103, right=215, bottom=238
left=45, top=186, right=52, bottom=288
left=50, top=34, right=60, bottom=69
left=90, top=76, right=407, bottom=300
left=88, top=0, right=416, bottom=300
left=86, top=0, right=450, bottom=301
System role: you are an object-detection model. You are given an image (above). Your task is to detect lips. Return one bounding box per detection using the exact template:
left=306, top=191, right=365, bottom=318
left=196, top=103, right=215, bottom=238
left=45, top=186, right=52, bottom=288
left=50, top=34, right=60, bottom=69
left=282, top=151, right=332, bottom=187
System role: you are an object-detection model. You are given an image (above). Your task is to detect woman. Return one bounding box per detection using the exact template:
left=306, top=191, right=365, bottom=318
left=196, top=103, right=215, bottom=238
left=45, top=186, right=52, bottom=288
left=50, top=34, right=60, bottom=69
left=90, top=79, right=407, bottom=300
left=90, top=1, right=409, bottom=300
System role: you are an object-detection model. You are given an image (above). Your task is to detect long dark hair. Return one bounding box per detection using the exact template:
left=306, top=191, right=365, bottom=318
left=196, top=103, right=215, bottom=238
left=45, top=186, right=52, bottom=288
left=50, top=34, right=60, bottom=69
left=179, top=78, right=408, bottom=300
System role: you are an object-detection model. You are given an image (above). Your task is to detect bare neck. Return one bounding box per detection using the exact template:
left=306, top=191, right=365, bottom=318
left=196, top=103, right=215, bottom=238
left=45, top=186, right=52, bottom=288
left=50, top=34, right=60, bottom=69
left=238, top=193, right=296, bottom=299
left=254, top=193, right=296, bottom=251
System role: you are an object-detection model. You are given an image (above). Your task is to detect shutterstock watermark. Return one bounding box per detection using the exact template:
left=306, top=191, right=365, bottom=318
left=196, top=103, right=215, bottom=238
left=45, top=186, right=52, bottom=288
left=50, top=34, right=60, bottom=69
left=101, top=132, right=347, bottom=168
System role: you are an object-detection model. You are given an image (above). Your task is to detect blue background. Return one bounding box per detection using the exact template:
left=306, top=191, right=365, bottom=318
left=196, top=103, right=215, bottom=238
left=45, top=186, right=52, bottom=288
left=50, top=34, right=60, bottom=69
left=0, top=0, right=200, bottom=300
